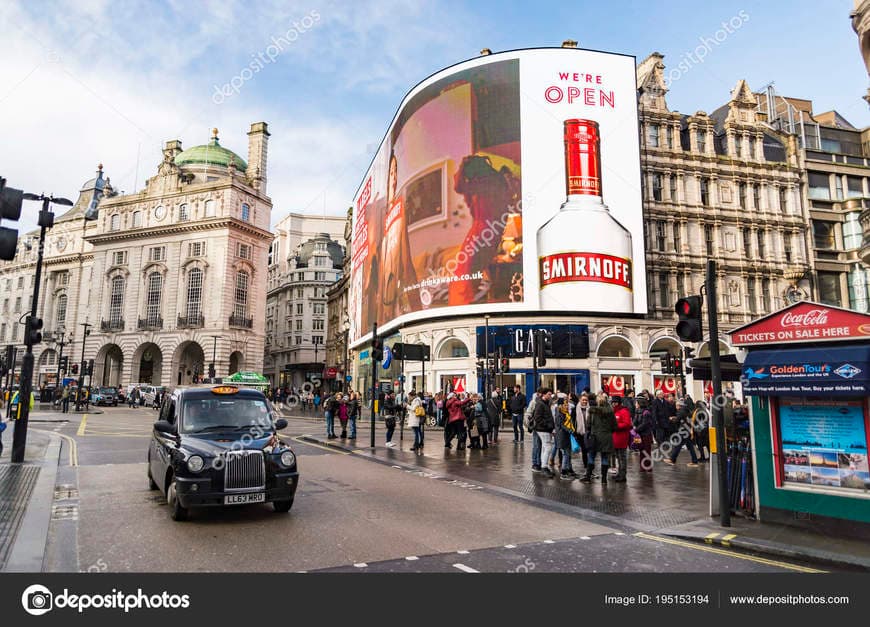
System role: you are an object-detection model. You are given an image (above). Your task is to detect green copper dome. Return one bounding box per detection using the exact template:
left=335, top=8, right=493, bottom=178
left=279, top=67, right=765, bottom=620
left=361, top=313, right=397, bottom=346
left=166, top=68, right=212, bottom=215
left=175, top=130, right=247, bottom=170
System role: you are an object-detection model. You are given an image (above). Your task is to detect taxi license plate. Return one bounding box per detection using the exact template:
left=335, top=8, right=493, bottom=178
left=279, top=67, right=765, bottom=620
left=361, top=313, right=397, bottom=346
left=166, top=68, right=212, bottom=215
left=224, top=493, right=265, bottom=505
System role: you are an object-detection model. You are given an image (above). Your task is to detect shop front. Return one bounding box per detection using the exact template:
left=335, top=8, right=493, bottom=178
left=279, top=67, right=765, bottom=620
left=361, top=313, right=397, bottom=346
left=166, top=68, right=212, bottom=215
left=728, top=301, right=870, bottom=537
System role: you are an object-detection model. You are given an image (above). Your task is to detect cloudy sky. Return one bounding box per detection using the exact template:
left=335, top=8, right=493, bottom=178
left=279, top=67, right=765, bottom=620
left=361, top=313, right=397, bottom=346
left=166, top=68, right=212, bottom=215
left=1, top=0, right=867, bottom=233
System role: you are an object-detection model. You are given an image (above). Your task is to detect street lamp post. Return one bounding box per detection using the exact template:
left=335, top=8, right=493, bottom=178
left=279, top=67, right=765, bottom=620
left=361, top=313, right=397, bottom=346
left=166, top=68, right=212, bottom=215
left=11, top=192, right=73, bottom=463
left=54, top=330, right=67, bottom=394
left=209, top=335, right=219, bottom=380
left=75, top=321, right=92, bottom=411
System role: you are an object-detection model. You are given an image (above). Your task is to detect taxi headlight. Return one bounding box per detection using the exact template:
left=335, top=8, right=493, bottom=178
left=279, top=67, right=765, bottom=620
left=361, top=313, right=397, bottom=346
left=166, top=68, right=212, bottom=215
left=187, top=455, right=205, bottom=473
left=280, top=451, right=296, bottom=468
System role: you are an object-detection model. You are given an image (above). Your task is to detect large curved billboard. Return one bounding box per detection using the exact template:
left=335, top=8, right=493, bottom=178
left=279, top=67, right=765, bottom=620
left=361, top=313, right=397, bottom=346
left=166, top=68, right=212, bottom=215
left=349, top=47, right=645, bottom=344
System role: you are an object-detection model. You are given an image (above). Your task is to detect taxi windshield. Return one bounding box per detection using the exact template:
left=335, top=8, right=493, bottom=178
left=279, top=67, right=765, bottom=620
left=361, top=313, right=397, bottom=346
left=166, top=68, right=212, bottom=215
left=181, top=397, right=274, bottom=434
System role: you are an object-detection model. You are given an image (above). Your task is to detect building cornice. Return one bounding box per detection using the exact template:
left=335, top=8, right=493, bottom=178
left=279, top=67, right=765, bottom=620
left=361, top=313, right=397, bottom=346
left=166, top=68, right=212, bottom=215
left=84, top=218, right=273, bottom=245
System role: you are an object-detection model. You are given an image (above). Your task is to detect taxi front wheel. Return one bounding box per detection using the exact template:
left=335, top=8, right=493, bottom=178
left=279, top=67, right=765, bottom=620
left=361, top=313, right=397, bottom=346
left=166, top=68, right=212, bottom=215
left=167, top=479, right=189, bottom=521
left=273, top=499, right=294, bottom=513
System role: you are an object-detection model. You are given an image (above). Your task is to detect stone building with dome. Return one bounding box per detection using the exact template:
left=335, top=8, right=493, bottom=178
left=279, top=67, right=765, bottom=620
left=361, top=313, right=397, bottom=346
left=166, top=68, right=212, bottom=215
left=0, top=122, right=273, bottom=389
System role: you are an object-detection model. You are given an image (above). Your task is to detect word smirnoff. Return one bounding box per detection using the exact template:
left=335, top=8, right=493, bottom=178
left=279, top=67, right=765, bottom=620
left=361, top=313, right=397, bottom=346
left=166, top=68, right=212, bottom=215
left=538, top=119, right=633, bottom=311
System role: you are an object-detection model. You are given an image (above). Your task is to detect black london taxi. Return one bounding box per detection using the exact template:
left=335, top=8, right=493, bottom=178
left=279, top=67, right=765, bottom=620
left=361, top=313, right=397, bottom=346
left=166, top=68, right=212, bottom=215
left=147, top=384, right=299, bottom=521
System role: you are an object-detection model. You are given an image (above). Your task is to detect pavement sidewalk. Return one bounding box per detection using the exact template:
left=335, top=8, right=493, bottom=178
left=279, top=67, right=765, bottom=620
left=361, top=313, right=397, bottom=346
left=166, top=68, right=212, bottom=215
left=0, top=426, right=62, bottom=572
left=298, top=421, right=869, bottom=572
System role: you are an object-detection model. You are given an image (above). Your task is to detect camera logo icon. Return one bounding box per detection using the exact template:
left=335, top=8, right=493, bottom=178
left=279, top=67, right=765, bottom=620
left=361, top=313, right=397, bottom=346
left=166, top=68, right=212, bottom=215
left=21, top=584, right=53, bottom=616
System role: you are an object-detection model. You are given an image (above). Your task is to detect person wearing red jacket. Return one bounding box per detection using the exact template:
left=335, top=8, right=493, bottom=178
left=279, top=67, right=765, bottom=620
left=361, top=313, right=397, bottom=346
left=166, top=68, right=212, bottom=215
left=445, top=393, right=472, bottom=450
left=611, top=396, right=633, bottom=483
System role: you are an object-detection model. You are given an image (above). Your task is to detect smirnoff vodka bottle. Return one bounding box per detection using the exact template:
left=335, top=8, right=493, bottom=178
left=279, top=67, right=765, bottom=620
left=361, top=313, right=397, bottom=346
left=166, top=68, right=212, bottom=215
left=537, top=119, right=633, bottom=312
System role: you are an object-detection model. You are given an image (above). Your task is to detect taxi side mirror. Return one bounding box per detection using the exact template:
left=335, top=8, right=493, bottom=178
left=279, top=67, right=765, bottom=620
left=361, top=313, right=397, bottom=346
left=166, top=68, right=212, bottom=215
left=274, top=418, right=288, bottom=431
left=154, top=420, right=176, bottom=435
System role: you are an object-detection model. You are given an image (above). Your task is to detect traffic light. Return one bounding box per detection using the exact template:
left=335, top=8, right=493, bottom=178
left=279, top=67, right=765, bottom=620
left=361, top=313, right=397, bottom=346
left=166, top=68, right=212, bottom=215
left=659, top=353, right=672, bottom=374
left=208, top=362, right=216, bottom=379
left=25, top=316, right=43, bottom=345
left=675, top=295, right=704, bottom=342
left=71, top=363, right=79, bottom=375
left=672, top=356, right=683, bottom=375
left=371, top=335, right=383, bottom=362
left=60, top=356, right=69, bottom=372
left=500, top=356, right=510, bottom=373
left=476, top=360, right=484, bottom=379
left=536, top=329, right=551, bottom=367
left=683, top=346, right=695, bottom=375
left=87, top=359, right=95, bottom=377
left=0, top=177, right=24, bottom=261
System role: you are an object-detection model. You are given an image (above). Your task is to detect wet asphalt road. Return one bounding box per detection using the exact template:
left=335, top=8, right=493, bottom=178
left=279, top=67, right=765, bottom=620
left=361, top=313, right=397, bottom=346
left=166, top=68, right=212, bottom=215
left=30, top=406, right=833, bottom=573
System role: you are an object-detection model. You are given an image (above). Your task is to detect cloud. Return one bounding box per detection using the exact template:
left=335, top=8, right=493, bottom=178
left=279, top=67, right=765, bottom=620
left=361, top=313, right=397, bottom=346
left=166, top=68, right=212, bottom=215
left=0, top=0, right=479, bottom=236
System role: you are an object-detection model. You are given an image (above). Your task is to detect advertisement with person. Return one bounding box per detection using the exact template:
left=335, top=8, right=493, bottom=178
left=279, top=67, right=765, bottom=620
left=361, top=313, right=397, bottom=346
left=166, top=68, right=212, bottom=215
left=349, top=48, right=645, bottom=343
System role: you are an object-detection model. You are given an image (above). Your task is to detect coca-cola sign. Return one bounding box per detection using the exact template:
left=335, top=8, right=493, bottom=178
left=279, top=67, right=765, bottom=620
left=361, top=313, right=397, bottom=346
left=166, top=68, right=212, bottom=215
left=729, top=302, right=870, bottom=346
left=780, top=309, right=829, bottom=328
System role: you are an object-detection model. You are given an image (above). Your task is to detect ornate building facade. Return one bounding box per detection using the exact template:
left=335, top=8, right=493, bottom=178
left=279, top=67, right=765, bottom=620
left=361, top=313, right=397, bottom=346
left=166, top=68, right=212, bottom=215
left=325, top=208, right=352, bottom=393
left=263, top=213, right=345, bottom=388
left=0, top=123, right=273, bottom=388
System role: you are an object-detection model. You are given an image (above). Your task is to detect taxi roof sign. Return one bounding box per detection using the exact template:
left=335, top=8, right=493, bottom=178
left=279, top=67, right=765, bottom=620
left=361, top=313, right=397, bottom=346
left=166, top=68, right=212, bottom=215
left=211, top=385, right=240, bottom=395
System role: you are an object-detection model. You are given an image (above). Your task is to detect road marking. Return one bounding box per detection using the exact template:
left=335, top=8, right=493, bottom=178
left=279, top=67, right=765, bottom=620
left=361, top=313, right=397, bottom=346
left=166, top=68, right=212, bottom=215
left=633, top=532, right=826, bottom=573
left=721, top=533, right=738, bottom=547
left=704, top=532, right=720, bottom=544
left=543, top=540, right=555, bottom=544
left=405, top=556, right=419, bottom=561
left=452, top=563, right=479, bottom=573
left=353, top=563, right=368, bottom=568
left=580, top=536, right=591, bottom=540
left=614, top=532, right=625, bottom=536
left=504, top=544, right=516, bottom=549
left=76, top=414, right=88, bottom=436
left=31, top=428, right=78, bottom=467
left=457, top=550, right=470, bottom=555
left=293, top=436, right=350, bottom=454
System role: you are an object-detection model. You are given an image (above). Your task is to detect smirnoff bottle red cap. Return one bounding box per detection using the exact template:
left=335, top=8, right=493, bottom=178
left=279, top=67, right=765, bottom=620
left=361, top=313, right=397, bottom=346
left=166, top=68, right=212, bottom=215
left=537, top=118, right=634, bottom=312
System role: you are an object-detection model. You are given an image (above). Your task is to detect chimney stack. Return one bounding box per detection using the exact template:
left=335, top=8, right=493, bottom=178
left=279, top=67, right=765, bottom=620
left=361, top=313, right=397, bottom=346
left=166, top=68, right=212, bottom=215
left=246, top=122, right=270, bottom=193
left=163, top=139, right=183, bottom=161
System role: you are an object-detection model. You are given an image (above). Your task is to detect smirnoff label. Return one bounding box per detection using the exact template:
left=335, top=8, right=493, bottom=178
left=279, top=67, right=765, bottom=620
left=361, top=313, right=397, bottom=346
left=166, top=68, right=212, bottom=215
left=539, top=252, right=632, bottom=290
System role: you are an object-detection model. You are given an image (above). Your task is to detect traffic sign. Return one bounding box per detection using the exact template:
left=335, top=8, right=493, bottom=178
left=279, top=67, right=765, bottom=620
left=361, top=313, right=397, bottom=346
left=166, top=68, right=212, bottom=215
left=345, top=375, right=352, bottom=382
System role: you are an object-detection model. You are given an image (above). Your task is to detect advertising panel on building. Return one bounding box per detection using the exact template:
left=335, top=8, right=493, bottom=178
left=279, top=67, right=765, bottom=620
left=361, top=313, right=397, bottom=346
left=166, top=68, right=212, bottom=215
left=348, top=47, right=646, bottom=344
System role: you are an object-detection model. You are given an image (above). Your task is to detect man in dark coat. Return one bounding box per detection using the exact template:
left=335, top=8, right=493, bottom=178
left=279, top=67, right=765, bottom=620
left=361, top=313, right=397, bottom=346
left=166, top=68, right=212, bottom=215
left=580, top=394, right=617, bottom=484
left=485, top=391, right=502, bottom=444
left=531, top=389, right=555, bottom=478
left=508, top=385, right=525, bottom=443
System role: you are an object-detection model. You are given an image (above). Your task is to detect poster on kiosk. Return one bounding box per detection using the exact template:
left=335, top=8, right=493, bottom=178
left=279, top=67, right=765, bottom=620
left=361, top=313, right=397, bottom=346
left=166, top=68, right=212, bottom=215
left=728, top=301, right=870, bottom=529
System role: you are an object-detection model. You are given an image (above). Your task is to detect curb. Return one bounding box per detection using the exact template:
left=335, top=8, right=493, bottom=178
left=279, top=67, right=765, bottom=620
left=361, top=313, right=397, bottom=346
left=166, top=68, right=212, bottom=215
left=657, top=528, right=870, bottom=572
left=3, top=433, right=62, bottom=572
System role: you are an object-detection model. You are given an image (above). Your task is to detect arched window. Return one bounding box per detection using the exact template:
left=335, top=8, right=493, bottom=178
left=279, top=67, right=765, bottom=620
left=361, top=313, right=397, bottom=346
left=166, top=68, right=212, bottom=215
left=179, top=203, right=189, bottom=222
left=146, top=273, right=163, bottom=326
left=132, top=211, right=142, bottom=227
left=109, top=276, right=125, bottom=326
left=55, top=293, right=67, bottom=327
left=234, top=271, right=249, bottom=318
left=597, top=336, right=634, bottom=358
left=438, top=338, right=469, bottom=359
left=204, top=199, right=215, bottom=217
left=109, top=214, right=120, bottom=231
left=241, top=203, right=250, bottom=221
left=186, top=268, right=203, bottom=319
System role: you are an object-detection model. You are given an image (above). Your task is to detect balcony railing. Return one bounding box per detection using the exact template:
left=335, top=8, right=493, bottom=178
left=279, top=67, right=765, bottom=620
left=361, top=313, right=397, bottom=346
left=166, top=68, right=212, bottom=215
left=138, top=316, right=163, bottom=330
left=229, top=313, right=253, bottom=328
left=177, top=314, right=205, bottom=329
left=100, top=319, right=124, bottom=332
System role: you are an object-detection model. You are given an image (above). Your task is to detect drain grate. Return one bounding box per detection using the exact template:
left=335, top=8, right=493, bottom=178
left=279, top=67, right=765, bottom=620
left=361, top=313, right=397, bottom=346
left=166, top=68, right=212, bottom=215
left=51, top=504, right=79, bottom=521
left=0, top=464, right=41, bottom=569
left=54, top=485, right=79, bottom=500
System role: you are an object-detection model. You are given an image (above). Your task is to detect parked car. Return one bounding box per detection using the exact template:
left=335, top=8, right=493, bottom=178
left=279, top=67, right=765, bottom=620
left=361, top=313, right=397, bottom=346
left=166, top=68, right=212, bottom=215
left=92, top=387, right=119, bottom=407
left=147, top=384, right=298, bottom=521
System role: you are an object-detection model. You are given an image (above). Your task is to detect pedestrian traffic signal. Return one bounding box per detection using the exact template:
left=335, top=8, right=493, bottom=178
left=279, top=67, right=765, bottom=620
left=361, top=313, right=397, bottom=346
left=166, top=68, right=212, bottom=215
left=675, top=295, right=704, bottom=342
left=87, top=359, right=95, bottom=377
left=371, top=335, right=383, bottom=362
left=25, top=316, right=43, bottom=345
left=683, top=346, right=695, bottom=375
left=475, top=360, right=484, bottom=380
left=60, top=356, right=69, bottom=372
left=0, top=177, right=24, bottom=261
left=208, top=362, right=216, bottom=379
left=71, top=363, right=79, bottom=375
left=672, top=356, right=683, bottom=375
left=535, top=329, right=549, bottom=367
left=500, top=356, right=510, bottom=373
left=659, top=353, right=672, bottom=374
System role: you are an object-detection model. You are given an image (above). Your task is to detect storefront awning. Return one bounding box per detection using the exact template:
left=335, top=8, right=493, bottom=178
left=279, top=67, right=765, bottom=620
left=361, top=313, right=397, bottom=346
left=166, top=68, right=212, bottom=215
left=741, top=345, right=870, bottom=396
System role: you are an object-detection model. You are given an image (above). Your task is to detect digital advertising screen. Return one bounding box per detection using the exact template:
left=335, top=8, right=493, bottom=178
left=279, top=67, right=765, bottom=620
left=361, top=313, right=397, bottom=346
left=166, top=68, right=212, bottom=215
left=349, top=48, right=646, bottom=344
